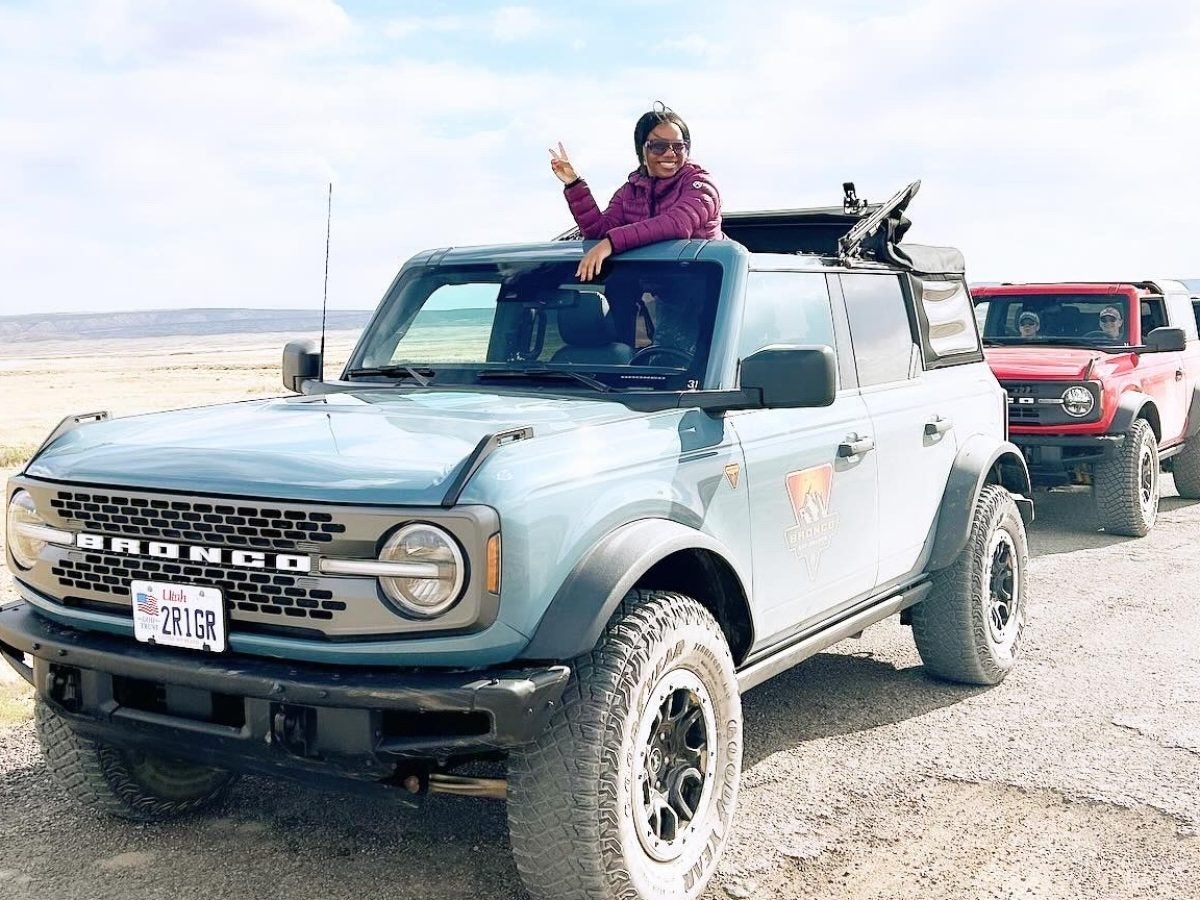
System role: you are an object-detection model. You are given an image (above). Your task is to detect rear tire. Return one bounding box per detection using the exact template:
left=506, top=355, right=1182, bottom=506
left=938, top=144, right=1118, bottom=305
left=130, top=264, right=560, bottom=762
left=913, top=484, right=1029, bottom=685
left=35, top=701, right=237, bottom=822
left=1170, top=438, right=1200, bottom=499
left=1094, top=418, right=1159, bottom=536
left=507, top=590, right=741, bottom=900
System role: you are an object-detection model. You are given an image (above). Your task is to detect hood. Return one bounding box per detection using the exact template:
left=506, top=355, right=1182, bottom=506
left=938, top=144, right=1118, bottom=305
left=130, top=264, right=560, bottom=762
left=983, top=345, right=1120, bottom=381
left=24, top=390, right=642, bottom=505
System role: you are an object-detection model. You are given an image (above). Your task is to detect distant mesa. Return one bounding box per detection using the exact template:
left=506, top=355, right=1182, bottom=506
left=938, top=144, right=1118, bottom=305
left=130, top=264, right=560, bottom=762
left=0, top=308, right=377, bottom=342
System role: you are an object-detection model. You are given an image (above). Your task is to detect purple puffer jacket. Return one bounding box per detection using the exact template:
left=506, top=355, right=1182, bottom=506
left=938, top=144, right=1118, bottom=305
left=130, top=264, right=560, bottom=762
left=563, top=161, right=723, bottom=253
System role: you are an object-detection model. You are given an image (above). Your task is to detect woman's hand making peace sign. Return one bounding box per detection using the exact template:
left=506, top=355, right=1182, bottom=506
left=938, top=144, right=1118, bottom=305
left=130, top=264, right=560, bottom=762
left=548, top=142, right=579, bottom=185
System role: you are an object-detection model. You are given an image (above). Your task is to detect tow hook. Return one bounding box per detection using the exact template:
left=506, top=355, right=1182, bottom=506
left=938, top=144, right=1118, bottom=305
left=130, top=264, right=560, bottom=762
left=399, top=770, right=507, bottom=800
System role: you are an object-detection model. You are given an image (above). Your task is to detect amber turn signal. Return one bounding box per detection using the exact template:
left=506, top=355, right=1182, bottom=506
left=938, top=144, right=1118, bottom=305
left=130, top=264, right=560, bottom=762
left=486, top=533, right=501, bottom=594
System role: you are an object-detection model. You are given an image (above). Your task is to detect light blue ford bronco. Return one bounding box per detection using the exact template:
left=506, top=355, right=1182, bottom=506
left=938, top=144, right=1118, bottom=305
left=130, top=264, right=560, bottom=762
left=3, top=182, right=1033, bottom=900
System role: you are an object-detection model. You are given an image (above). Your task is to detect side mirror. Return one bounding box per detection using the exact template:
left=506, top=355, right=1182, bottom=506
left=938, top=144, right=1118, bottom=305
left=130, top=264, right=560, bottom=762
left=740, top=345, right=837, bottom=408
left=283, top=339, right=322, bottom=392
left=1145, top=326, right=1186, bottom=353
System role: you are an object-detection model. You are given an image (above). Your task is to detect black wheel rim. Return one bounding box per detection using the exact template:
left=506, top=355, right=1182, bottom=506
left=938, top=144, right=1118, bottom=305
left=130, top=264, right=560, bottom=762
left=632, top=670, right=717, bottom=862
left=986, top=529, right=1020, bottom=646
left=1138, top=440, right=1158, bottom=516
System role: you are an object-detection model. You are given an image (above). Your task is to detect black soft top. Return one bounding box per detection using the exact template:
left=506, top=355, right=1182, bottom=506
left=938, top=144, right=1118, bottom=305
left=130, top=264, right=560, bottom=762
left=722, top=181, right=965, bottom=276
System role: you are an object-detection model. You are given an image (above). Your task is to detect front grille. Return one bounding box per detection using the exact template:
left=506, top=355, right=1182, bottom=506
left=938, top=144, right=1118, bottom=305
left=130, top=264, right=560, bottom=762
left=52, top=552, right=346, bottom=622
left=49, top=490, right=346, bottom=553
left=1008, top=406, right=1040, bottom=422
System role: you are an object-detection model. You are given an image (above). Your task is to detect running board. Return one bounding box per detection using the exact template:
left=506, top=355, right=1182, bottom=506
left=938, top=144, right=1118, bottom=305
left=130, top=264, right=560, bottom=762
left=736, top=582, right=932, bottom=692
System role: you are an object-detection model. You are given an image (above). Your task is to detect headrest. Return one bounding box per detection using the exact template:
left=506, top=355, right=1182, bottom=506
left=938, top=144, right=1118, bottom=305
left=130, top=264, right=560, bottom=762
left=557, top=293, right=617, bottom=347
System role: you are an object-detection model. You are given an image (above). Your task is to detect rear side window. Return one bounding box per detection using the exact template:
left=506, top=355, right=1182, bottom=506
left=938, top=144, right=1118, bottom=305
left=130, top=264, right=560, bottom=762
left=839, top=274, right=915, bottom=386
left=911, top=276, right=983, bottom=366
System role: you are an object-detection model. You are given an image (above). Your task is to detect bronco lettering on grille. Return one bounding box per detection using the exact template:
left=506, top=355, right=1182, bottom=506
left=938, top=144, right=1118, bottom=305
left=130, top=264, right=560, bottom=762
left=72, top=533, right=311, bottom=573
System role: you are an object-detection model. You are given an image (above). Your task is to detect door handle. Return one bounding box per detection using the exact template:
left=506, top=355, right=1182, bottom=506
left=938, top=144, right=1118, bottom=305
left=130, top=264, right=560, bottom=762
left=924, top=416, right=953, bottom=436
left=1176, top=369, right=1185, bottom=381
left=837, top=435, right=875, bottom=458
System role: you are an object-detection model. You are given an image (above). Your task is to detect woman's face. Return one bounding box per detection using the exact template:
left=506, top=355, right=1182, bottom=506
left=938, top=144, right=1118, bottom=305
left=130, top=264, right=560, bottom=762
left=643, top=122, right=689, bottom=178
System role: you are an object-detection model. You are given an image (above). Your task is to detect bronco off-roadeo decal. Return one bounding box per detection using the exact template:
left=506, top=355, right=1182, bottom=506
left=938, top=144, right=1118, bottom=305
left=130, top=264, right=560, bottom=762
left=67, top=533, right=312, bottom=573
left=784, top=464, right=840, bottom=577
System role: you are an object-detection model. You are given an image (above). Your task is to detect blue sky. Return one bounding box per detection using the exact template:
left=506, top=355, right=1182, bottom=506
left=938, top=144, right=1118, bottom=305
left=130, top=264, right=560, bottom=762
left=2, top=0, right=1198, bottom=316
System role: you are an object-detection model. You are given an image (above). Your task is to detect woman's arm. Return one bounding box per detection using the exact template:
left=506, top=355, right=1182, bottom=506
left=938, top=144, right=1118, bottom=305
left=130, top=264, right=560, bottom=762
left=564, top=179, right=631, bottom=239
left=605, top=174, right=720, bottom=253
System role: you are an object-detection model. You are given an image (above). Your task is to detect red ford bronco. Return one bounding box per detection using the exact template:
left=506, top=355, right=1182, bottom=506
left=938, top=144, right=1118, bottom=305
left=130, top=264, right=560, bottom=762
left=973, top=280, right=1200, bottom=535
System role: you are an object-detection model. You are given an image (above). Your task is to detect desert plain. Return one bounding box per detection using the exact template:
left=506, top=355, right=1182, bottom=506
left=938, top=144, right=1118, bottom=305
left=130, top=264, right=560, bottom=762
left=0, top=331, right=1198, bottom=899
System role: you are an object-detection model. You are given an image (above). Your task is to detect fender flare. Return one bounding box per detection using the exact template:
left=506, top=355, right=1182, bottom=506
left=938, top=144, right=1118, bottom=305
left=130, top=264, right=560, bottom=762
left=927, top=436, right=1032, bottom=572
left=1184, top=385, right=1200, bottom=439
left=1110, top=391, right=1158, bottom=438
left=518, top=519, right=748, bottom=661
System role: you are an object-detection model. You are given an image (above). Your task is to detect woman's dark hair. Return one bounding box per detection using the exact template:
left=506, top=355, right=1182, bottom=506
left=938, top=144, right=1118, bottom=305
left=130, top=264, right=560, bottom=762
left=633, top=100, right=691, bottom=166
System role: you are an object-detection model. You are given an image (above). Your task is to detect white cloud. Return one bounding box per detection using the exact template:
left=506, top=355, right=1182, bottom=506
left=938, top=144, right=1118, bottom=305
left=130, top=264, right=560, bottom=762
left=1, top=0, right=1198, bottom=319
left=491, top=6, right=542, bottom=42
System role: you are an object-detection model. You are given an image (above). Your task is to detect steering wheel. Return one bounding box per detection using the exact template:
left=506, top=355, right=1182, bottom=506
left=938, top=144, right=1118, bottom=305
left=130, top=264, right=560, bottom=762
left=629, top=346, right=693, bottom=367
left=1082, top=330, right=1117, bottom=341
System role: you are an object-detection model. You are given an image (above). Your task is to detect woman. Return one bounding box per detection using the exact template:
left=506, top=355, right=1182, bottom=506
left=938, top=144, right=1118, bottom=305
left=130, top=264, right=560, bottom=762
left=550, top=103, right=722, bottom=281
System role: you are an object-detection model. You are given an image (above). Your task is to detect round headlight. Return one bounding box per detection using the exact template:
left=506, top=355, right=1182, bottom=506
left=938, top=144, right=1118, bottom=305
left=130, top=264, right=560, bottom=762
left=1062, top=385, right=1095, bottom=418
left=378, top=524, right=465, bottom=618
left=6, top=490, right=44, bottom=570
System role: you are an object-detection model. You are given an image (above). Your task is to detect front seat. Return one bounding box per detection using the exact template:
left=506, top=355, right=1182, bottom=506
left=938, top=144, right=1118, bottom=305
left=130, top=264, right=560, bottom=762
left=550, top=294, right=634, bottom=365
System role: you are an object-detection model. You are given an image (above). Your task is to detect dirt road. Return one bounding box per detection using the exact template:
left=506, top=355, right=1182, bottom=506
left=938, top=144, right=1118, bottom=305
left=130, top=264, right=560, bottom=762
left=2, top=484, right=1198, bottom=899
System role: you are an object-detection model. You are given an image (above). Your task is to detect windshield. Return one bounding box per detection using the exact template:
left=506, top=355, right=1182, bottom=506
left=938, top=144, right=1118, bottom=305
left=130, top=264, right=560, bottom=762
left=976, top=293, right=1132, bottom=347
left=347, top=259, right=722, bottom=392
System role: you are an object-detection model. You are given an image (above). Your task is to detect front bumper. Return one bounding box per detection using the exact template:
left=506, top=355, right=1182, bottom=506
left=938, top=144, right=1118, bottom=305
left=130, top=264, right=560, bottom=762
left=1010, top=433, right=1125, bottom=486
left=0, top=602, right=568, bottom=781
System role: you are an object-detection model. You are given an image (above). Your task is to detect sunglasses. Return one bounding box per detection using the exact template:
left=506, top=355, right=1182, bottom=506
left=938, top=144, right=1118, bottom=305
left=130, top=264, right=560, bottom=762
left=644, top=140, right=690, bottom=157
left=1100, top=315, right=1120, bottom=323
left=1019, top=319, right=1038, bottom=326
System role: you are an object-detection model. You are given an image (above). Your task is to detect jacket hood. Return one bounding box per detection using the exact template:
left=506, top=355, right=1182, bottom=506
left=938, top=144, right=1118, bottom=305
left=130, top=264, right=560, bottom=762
left=24, top=390, right=642, bottom=506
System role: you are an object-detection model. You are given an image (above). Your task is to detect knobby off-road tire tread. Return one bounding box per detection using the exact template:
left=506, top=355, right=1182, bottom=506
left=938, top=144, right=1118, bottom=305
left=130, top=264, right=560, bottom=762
left=1094, top=418, right=1158, bottom=537
left=1170, top=437, right=1200, bottom=499
left=912, top=484, right=1028, bottom=686
left=35, top=701, right=236, bottom=822
left=507, top=590, right=739, bottom=900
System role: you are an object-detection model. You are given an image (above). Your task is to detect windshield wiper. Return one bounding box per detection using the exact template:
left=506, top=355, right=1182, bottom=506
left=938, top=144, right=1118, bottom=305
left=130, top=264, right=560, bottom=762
left=476, top=367, right=614, bottom=393
left=344, top=365, right=435, bottom=385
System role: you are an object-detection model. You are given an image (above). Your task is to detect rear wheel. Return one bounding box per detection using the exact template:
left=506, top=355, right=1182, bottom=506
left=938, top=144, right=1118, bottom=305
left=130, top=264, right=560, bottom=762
left=1170, top=438, right=1200, bottom=499
left=1094, top=418, right=1159, bottom=536
left=913, top=484, right=1029, bottom=685
left=507, top=590, right=741, bottom=900
left=35, top=701, right=237, bottom=822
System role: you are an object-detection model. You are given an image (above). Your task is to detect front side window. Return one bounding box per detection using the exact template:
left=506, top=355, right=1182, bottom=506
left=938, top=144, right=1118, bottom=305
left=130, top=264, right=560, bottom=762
left=738, top=271, right=836, bottom=359
left=348, top=260, right=722, bottom=392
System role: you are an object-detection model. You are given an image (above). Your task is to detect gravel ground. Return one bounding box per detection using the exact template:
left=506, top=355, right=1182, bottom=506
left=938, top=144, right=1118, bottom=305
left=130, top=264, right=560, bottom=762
left=2, top=483, right=1198, bottom=899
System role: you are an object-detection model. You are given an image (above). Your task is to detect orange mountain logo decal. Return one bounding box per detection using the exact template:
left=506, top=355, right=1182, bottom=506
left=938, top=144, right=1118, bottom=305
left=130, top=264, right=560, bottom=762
left=784, top=464, right=839, bottom=577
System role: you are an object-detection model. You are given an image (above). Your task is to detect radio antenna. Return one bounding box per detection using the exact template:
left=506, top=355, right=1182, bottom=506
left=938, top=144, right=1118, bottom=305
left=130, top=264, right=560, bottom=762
left=319, top=182, right=332, bottom=380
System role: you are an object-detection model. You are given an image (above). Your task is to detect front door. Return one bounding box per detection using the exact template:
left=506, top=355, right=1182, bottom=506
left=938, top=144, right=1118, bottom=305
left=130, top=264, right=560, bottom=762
left=731, top=270, right=879, bottom=646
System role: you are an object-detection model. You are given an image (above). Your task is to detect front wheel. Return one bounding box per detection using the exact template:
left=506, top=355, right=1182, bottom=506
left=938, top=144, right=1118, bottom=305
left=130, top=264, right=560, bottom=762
left=507, top=590, right=742, bottom=900
left=35, top=701, right=237, bottom=822
left=1094, top=418, right=1159, bottom=536
left=912, top=483, right=1029, bottom=685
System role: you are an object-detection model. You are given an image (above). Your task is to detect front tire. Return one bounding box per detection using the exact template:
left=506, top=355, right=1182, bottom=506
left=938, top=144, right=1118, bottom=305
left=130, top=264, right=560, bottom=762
left=1094, top=418, right=1159, bottom=536
left=912, top=483, right=1029, bottom=685
left=507, top=590, right=741, bottom=900
left=35, top=701, right=237, bottom=822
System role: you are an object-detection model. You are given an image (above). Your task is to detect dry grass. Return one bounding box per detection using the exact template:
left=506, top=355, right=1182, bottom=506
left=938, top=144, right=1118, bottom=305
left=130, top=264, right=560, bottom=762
left=0, top=443, right=36, bottom=468
left=0, top=679, right=33, bottom=726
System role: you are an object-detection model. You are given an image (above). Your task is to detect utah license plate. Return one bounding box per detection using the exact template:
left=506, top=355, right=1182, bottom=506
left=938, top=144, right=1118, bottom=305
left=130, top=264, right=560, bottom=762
left=131, top=580, right=227, bottom=653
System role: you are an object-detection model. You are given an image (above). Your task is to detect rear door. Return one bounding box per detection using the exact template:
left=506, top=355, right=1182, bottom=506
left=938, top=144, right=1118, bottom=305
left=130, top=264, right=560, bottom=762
left=836, top=273, right=970, bottom=586
left=729, top=269, right=879, bottom=645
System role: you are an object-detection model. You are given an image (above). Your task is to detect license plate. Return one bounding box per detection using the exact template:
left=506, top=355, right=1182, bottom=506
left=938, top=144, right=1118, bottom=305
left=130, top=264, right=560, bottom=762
left=131, top=580, right=226, bottom=653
